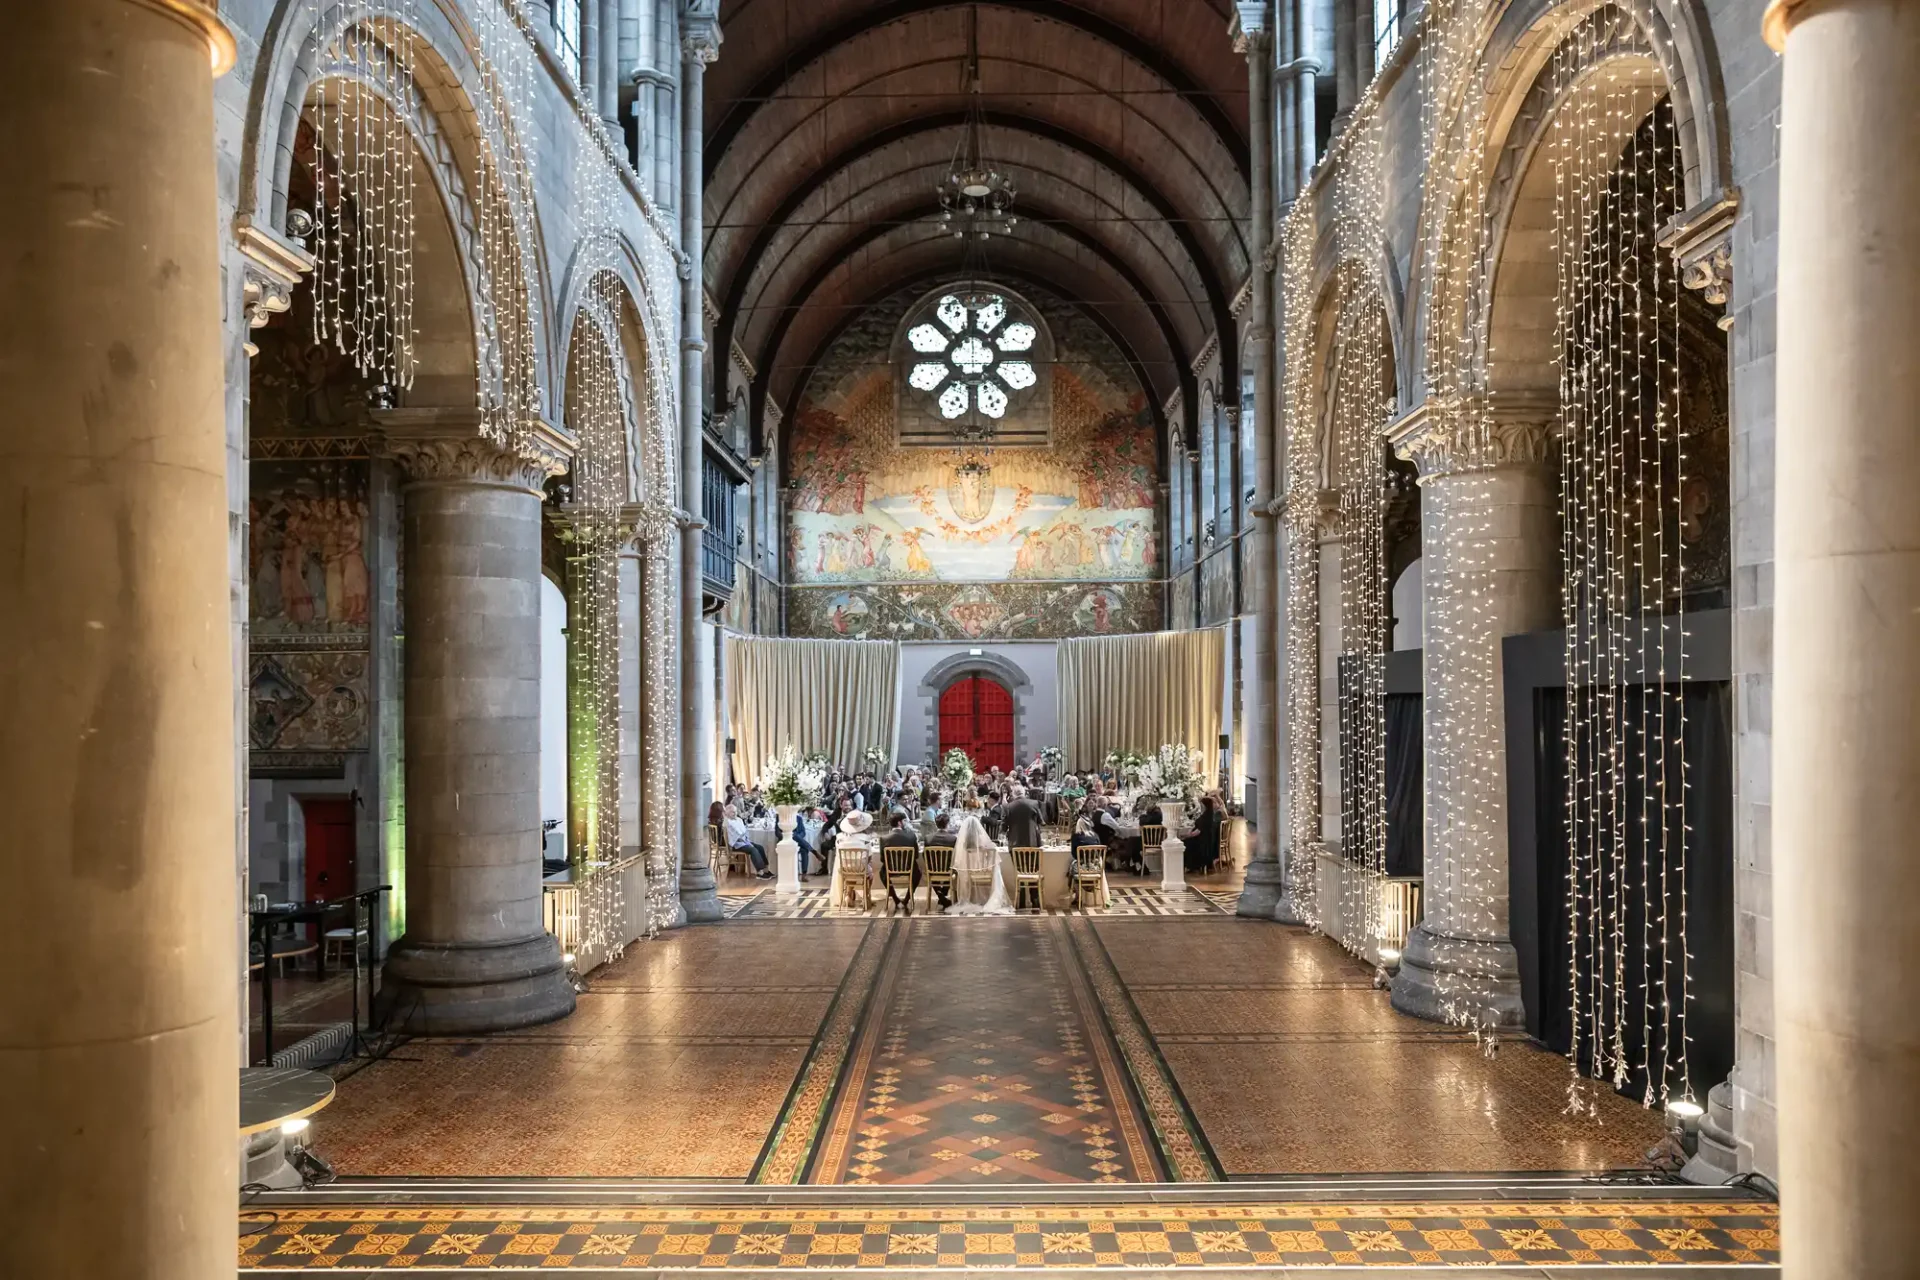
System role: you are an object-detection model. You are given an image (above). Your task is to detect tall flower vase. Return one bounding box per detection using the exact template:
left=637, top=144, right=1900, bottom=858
left=1159, top=801, right=1187, bottom=892
left=774, top=805, right=803, bottom=893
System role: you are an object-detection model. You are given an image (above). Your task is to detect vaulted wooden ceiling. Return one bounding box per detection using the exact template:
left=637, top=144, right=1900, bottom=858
left=703, top=0, right=1251, bottom=453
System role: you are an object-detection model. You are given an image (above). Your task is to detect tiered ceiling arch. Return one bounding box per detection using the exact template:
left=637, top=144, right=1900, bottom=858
left=704, top=0, right=1250, bottom=455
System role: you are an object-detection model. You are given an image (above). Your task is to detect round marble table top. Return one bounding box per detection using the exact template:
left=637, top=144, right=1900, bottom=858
left=240, top=1066, right=336, bottom=1136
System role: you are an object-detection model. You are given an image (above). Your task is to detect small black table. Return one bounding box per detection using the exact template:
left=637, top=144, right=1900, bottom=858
left=250, top=886, right=390, bottom=1066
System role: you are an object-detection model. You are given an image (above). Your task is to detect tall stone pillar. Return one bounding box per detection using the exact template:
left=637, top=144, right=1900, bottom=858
left=1766, top=1, right=1920, bottom=1274
left=0, top=3, right=236, bottom=1275
left=599, top=0, right=623, bottom=132
left=636, top=521, right=682, bottom=897
left=1386, top=408, right=1556, bottom=1027
left=377, top=417, right=576, bottom=1031
left=617, top=511, right=645, bottom=856
left=1232, top=4, right=1290, bottom=920
left=678, top=1, right=724, bottom=921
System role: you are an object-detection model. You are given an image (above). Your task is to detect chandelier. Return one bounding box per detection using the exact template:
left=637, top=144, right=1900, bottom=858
left=938, top=8, right=1017, bottom=241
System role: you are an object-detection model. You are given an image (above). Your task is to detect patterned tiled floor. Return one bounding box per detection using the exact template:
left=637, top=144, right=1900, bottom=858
left=316, top=896, right=1668, bottom=1185
left=238, top=1200, right=1780, bottom=1269
left=737, top=883, right=1229, bottom=919
left=1090, top=918, right=1666, bottom=1175
left=805, top=917, right=1165, bottom=1185
left=317, top=921, right=871, bottom=1177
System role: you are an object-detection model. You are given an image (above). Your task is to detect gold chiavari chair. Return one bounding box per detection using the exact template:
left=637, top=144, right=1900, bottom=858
left=921, top=845, right=956, bottom=913
left=837, top=846, right=873, bottom=912
left=704, top=824, right=729, bottom=878
left=1072, top=844, right=1108, bottom=910
left=881, top=845, right=918, bottom=915
left=1011, top=847, right=1046, bottom=910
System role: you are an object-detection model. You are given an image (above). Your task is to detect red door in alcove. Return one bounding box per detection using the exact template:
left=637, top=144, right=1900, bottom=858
left=301, top=796, right=356, bottom=904
left=938, top=676, right=1015, bottom=772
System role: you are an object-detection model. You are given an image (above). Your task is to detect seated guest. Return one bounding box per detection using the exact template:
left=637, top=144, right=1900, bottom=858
left=922, top=812, right=958, bottom=907
left=1069, top=816, right=1106, bottom=857
left=835, top=809, right=878, bottom=904
left=1180, top=793, right=1224, bottom=873
left=724, top=803, right=774, bottom=879
left=790, top=805, right=818, bottom=877
left=706, top=798, right=725, bottom=835
left=878, top=809, right=924, bottom=908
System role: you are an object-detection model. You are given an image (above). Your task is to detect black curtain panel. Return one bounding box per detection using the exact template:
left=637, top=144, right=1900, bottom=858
left=1535, top=681, right=1735, bottom=1104
left=1384, top=693, right=1423, bottom=878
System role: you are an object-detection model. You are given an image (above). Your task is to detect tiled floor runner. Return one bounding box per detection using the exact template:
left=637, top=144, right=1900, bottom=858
left=238, top=1199, right=1779, bottom=1269
left=736, top=885, right=1227, bottom=919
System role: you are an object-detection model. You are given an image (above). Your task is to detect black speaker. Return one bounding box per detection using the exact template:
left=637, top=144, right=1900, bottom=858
left=725, top=738, right=737, bottom=753
left=1217, top=734, right=1231, bottom=750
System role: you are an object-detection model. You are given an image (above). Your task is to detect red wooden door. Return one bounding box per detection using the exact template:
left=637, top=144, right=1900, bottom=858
left=301, top=796, right=356, bottom=904
left=938, top=676, right=1015, bottom=772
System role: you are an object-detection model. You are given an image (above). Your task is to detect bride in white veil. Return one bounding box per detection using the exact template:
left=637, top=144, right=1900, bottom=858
left=947, top=813, right=1013, bottom=915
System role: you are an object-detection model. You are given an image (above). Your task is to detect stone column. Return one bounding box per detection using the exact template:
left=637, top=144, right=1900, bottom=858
left=1386, top=408, right=1556, bottom=1027
left=1767, top=0, right=1920, bottom=1274
left=617, top=511, right=645, bottom=856
left=377, top=418, right=576, bottom=1031
left=1, top=3, right=236, bottom=1275
left=1232, top=4, right=1289, bottom=919
left=637, top=521, right=681, bottom=893
left=677, top=1, right=724, bottom=921
left=599, top=0, right=623, bottom=133
left=579, top=0, right=601, bottom=110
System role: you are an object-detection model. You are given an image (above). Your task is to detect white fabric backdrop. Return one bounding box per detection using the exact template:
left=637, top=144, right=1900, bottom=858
left=726, top=635, right=901, bottom=783
left=1056, top=629, right=1225, bottom=768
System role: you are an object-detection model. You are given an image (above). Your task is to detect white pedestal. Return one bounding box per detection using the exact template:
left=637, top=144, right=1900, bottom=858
left=774, top=804, right=802, bottom=894
left=1159, top=801, right=1188, bottom=892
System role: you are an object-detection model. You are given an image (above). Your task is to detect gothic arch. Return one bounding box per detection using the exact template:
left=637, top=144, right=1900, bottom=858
left=917, top=651, right=1036, bottom=767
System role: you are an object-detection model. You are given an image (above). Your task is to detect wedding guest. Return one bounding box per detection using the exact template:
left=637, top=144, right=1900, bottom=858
left=878, top=809, right=924, bottom=909
left=724, top=803, right=773, bottom=879
left=999, top=784, right=1043, bottom=851
left=835, top=809, right=878, bottom=907
left=1180, top=793, right=1224, bottom=873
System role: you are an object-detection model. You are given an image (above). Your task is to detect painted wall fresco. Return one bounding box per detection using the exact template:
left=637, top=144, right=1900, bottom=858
left=249, top=459, right=373, bottom=768
left=787, top=579, right=1163, bottom=641
left=785, top=284, right=1161, bottom=640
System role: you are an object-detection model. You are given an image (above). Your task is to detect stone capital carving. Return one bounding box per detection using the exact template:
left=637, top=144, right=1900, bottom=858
left=1659, top=190, right=1739, bottom=331
left=1230, top=2, right=1273, bottom=54
left=619, top=500, right=678, bottom=551
left=373, top=409, right=572, bottom=493
left=1385, top=399, right=1554, bottom=480
left=234, top=215, right=315, bottom=357
left=680, top=1, right=722, bottom=65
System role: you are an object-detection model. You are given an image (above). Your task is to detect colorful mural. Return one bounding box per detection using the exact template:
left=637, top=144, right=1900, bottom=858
left=249, top=459, right=374, bottom=768
left=787, top=579, right=1163, bottom=642
left=785, top=284, right=1161, bottom=640
left=250, top=461, right=372, bottom=636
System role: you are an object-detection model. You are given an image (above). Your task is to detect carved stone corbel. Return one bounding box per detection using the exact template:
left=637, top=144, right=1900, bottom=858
left=1659, top=190, right=1739, bottom=331
left=234, top=215, right=315, bottom=357
left=373, top=408, right=573, bottom=494
left=1384, top=397, right=1555, bottom=480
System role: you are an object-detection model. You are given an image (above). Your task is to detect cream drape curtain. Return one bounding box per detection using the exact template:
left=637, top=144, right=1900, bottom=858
left=725, top=636, right=901, bottom=784
left=1057, top=629, right=1225, bottom=769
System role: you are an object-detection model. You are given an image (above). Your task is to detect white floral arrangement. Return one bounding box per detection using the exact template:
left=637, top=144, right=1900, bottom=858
left=800, top=750, right=832, bottom=772
left=1039, top=745, right=1064, bottom=772
left=762, top=746, right=826, bottom=808
left=941, top=747, right=976, bottom=791
left=1135, top=743, right=1208, bottom=804
left=862, top=745, right=890, bottom=771
left=1103, top=749, right=1147, bottom=782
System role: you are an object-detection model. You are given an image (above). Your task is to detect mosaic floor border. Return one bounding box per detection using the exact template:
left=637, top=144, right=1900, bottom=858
left=736, top=887, right=1229, bottom=921
left=238, top=1200, right=1779, bottom=1269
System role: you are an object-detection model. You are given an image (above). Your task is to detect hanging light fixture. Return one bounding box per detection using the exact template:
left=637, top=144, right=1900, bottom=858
left=937, top=6, right=1017, bottom=242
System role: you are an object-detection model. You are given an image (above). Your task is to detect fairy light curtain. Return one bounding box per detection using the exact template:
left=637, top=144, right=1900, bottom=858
left=1327, top=300, right=1393, bottom=957
left=1551, top=75, right=1698, bottom=1110
left=1056, top=630, right=1223, bottom=771
left=308, top=0, right=422, bottom=389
